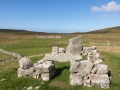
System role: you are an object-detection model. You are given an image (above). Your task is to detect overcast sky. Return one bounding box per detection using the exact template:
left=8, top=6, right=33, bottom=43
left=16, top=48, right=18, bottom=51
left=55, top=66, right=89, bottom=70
left=0, top=0, right=120, bottom=33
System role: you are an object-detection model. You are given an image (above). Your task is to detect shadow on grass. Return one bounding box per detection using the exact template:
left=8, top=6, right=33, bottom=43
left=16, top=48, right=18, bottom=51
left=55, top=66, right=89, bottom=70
left=51, top=66, right=69, bottom=79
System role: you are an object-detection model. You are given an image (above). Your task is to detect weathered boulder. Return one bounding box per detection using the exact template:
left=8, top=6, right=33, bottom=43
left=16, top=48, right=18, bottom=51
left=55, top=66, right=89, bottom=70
left=41, top=69, right=55, bottom=81
left=94, top=59, right=102, bottom=65
left=91, top=64, right=108, bottom=75
left=79, top=60, right=93, bottom=75
left=44, top=60, right=55, bottom=66
left=70, top=73, right=83, bottom=86
left=82, top=47, right=91, bottom=55
left=87, top=52, right=100, bottom=63
left=89, top=74, right=110, bottom=88
left=66, top=36, right=82, bottom=56
left=97, top=64, right=108, bottom=75
left=70, top=60, right=80, bottom=73
left=17, top=67, right=34, bottom=77
left=19, top=57, right=32, bottom=69
left=59, top=47, right=65, bottom=53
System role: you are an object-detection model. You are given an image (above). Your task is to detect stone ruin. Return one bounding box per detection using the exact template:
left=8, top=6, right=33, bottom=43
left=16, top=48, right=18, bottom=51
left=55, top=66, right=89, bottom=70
left=17, top=35, right=111, bottom=88
left=0, top=48, right=22, bottom=60
left=38, top=35, right=82, bottom=62
left=17, top=57, right=55, bottom=81
left=81, top=46, right=97, bottom=55
left=17, top=35, right=82, bottom=81
left=70, top=46, right=110, bottom=88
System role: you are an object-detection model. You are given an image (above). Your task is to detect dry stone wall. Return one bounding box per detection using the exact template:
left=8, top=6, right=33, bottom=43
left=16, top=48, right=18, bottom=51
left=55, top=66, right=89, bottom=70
left=37, top=35, right=61, bottom=39
left=17, top=57, right=55, bottom=81
left=69, top=47, right=110, bottom=88
left=0, top=48, right=22, bottom=60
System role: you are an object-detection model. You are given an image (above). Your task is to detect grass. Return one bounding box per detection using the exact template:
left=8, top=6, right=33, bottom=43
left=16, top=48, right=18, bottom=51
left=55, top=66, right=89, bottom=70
left=0, top=31, right=120, bottom=90
left=99, top=51, right=120, bottom=90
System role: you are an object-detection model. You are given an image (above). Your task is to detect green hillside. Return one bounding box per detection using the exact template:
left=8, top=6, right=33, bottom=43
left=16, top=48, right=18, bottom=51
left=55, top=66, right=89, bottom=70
left=87, top=26, right=120, bottom=34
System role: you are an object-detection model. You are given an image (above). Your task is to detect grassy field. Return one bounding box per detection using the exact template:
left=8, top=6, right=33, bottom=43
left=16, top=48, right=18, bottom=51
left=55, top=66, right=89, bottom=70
left=0, top=31, right=120, bottom=90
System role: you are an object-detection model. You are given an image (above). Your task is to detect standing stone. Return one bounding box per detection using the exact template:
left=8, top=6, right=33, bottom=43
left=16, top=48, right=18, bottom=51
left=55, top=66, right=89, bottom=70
left=19, top=57, right=32, bottom=69
left=66, top=36, right=82, bottom=56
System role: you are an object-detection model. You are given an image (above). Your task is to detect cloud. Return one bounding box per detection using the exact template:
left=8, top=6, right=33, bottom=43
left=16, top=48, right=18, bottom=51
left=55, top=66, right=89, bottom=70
left=91, top=1, right=120, bottom=12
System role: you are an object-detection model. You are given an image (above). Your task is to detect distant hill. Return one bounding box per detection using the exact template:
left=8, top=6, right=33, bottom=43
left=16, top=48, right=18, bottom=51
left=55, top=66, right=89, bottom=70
left=1, top=26, right=120, bottom=34
left=0, top=29, right=48, bottom=35
left=71, top=31, right=82, bottom=34
left=87, top=26, right=120, bottom=34
left=0, top=29, right=70, bottom=35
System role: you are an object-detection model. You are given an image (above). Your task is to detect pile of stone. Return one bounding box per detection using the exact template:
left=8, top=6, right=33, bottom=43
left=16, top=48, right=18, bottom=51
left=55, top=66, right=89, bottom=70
left=17, top=57, right=55, bottom=81
left=33, top=60, right=55, bottom=81
left=0, top=49, right=22, bottom=60
left=69, top=48, right=110, bottom=88
left=81, top=46, right=97, bottom=55
left=38, top=36, right=82, bottom=62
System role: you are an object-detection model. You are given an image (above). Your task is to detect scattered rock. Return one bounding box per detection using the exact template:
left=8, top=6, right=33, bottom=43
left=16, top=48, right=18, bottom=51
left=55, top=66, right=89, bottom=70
left=0, top=59, right=6, bottom=62
left=35, top=86, right=40, bottom=89
left=27, top=86, right=32, bottom=90
left=0, top=79, right=6, bottom=81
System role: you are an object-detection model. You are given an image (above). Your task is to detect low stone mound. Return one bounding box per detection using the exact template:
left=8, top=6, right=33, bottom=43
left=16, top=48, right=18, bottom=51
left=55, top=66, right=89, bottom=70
left=0, top=48, right=22, bottom=60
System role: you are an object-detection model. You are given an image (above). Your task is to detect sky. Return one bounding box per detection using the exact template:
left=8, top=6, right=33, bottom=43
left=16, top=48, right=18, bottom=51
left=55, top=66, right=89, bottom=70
left=0, top=0, right=120, bottom=33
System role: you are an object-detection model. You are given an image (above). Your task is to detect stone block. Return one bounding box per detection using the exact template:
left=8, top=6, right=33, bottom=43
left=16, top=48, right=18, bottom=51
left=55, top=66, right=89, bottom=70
left=41, top=69, right=55, bottom=81
left=70, top=73, right=83, bottom=86
left=89, top=74, right=110, bottom=88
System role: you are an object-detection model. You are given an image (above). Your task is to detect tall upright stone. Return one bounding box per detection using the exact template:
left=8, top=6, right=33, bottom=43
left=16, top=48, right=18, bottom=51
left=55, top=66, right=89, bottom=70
left=66, top=36, right=82, bottom=56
